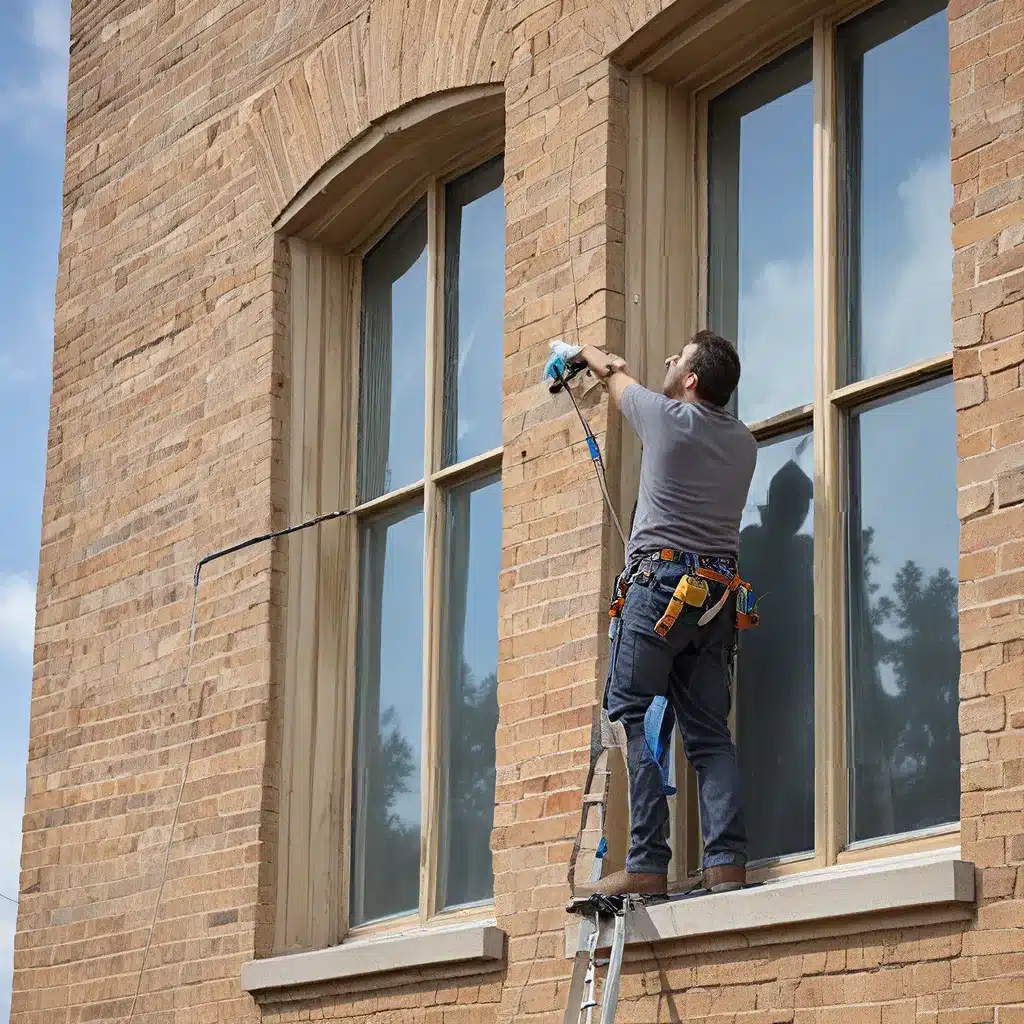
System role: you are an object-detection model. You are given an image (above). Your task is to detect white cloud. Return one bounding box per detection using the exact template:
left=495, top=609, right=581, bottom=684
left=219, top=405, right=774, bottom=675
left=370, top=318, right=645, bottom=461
left=863, top=154, right=953, bottom=374
left=736, top=151, right=952, bottom=420
left=30, top=0, right=71, bottom=56
left=0, top=0, right=71, bottom=134
left=0, top=576, right=36, bottom=662
left=737, top=255, right=815, bottom=423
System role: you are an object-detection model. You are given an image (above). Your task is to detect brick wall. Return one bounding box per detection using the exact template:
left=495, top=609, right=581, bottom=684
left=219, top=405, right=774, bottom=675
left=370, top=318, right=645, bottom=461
left=950, top=0, right=1024, bottom=951
left=12, top=0, right=1024, bottom=1021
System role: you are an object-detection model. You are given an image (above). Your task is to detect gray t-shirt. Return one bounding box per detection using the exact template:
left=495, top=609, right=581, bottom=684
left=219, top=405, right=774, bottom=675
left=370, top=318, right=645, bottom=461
left=621, top=384, right=757, bottom=564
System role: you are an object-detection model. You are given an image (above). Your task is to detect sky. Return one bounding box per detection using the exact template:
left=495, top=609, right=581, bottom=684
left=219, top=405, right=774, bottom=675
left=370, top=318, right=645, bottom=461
left=0, top=0, right=71, bottom=1013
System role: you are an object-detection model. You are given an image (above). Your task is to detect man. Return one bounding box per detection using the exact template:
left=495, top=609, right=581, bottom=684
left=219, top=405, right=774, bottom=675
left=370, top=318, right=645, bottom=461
left=574, top=329, right=757, bottom=898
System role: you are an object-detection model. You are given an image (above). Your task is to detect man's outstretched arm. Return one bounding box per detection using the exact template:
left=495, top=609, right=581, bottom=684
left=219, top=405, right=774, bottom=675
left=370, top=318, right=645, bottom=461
left=578, top=345, right=639, bottom=409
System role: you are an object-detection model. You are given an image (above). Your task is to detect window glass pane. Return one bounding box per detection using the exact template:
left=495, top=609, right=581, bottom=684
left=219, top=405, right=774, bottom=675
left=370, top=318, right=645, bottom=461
left=840, top=0, right=952, bottom=383
left=708, top=44, right=814, bottom=424
left=438, top=475, right=501, bottom=909
left=848, top=380, right=959, bottom=843
left=351, top=507, right=424, bottom=925
left=737, top=430, right=815, bottom=863
left=358, top=200, right=428, bottom=502
left=443, top=157, right=506, bottom=467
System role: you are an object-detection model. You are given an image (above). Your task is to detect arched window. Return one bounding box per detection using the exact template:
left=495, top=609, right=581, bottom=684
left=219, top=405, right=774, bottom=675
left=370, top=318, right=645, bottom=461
left=271, top=88, right=505, bottom=954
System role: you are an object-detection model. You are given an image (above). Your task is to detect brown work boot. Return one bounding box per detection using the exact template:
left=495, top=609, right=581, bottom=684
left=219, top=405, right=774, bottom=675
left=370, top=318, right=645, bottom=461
left=703, top=864, right=746, bottom=893
left=575, top=869, right=668, bottom=898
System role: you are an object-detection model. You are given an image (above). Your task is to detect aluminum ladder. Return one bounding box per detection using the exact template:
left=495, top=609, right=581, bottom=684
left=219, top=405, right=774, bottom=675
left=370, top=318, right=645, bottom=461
left=563, top=894, right=636, bottom=1024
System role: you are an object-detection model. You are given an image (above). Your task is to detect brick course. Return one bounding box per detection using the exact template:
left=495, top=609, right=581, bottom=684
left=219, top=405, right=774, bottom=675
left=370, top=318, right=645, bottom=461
left=12, top=0, right=1024, bottom=1021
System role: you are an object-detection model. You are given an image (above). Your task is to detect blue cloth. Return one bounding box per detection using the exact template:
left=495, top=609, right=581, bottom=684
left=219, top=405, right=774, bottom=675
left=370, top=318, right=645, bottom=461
left=603, top=558, right=747, bottom=874
left=643, top=697, right=676, bottom=796
left=543, top=340, right=582, bottom=383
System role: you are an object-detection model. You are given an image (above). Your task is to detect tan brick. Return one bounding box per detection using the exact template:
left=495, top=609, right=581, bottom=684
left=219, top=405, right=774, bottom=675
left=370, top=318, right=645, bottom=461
left=986, top=301, right=1024, bottom=341
left=960, top=480, right=995, bottom=520
left=963, top=761, right=1005, bottom=792
left=952, top=34, right=991, bottom=74
left=997, top=466, right=1024, bottom=506
left=956, top=313, right=986, bottom=347
left=956, top=375, right=988, bottom=409
left=988, top=364, right=1020, bottom=395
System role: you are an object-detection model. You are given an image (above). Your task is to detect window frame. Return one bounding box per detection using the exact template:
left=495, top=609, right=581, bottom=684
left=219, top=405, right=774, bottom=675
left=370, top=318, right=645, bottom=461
left=624, top=0, right=958, bottom=887
left=339, top=158, right=506, bottom=940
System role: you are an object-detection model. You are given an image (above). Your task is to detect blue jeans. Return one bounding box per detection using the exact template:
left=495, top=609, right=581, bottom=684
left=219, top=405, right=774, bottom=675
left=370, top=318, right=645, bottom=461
left=604, top=555, right=747, bottom=875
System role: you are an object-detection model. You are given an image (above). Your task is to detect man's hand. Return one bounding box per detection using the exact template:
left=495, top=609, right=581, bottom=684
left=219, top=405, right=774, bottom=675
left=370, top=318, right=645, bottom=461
left=579, top=345, right=638, bottom=408
left=579, top=345, right=625, bottom=377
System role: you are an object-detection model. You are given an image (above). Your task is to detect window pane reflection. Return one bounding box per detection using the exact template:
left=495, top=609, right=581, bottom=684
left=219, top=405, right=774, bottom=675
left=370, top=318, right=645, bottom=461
left=439, top=475, right=501, bottom=909
left=358, top=201, right=428, bottom=501
left=737, top=431, right=815, bottom=862
left=848, top=380, right=960, bottom=843
left=840, top=0, right=952, bottom=383
left=443, top=157, right=506, bottom=466
left=351, top=508, right=424, bottom=925
left=709, top=44, right=814, bottom=424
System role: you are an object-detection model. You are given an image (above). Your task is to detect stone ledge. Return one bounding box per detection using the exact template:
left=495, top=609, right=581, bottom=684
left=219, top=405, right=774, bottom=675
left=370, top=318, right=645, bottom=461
left=243, top=920, right=505, bottom=993
left=566, top=849, right=975, bottom=956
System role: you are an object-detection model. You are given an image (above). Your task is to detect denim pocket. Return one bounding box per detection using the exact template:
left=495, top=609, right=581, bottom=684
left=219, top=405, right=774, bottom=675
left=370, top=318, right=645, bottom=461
left=628, top=629, right=674, bottom=698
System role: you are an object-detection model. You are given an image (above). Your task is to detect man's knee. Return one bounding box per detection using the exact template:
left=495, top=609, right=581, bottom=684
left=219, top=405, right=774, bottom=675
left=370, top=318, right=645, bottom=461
left=682, top=724, right=735, bottom=766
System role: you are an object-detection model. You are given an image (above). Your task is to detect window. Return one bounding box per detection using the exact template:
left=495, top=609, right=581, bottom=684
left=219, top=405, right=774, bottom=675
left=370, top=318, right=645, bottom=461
left=350, top=155, right=505, bottom=928
left=706, top=0, right=957, bottom=870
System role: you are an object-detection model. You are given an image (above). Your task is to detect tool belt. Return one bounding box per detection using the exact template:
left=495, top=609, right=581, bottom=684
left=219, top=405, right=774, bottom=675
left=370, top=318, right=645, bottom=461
left=608, top=548, right=759, bottom=636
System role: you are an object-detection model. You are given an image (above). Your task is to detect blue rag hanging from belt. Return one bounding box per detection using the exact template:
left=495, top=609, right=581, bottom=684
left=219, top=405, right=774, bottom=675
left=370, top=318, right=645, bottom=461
left=643, top=695, right=677, bottom=796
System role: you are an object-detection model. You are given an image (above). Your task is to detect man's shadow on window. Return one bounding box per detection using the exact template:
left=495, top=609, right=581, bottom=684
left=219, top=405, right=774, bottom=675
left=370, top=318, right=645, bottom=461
left=736, top=456, right=815, bottom=864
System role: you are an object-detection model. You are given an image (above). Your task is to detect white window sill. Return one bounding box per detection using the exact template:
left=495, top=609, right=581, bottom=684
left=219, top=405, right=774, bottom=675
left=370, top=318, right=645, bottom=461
left=566, top=848, right=975, bottom=956
left=242, top=919, right=505, bottom=993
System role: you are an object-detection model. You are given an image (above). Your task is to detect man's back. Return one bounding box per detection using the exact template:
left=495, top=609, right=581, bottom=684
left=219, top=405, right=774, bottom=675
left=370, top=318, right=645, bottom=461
left=621, top=384, right=757, bottom=564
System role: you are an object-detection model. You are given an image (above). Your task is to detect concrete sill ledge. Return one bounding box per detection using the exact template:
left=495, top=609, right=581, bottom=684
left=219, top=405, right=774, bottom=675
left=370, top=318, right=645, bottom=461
left=567, top=849, right=975, bottom=956
left=243, top=919, right=505, bottom=993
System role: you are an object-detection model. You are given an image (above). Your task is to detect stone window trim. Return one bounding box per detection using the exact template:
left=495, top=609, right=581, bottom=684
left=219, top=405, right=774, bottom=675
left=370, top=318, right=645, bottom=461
left=564, top=847, right=975, bottom=959
left=242, top=919, right=506, bottom=995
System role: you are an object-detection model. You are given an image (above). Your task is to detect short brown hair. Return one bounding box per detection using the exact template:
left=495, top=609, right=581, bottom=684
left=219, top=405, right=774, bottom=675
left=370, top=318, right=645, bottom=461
left=686, top=329, right=741, bottom=407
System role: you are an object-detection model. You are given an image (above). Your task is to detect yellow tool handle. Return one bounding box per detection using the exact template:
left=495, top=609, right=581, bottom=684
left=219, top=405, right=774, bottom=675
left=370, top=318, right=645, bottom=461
left=654, top=575, right=708, bottom=637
